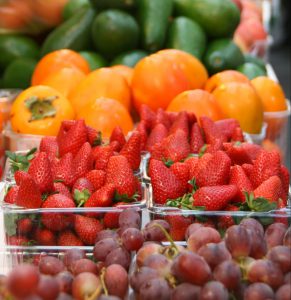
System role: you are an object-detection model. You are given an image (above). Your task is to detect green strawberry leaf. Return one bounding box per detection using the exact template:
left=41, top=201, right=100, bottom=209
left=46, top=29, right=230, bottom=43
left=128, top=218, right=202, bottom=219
left=188, top=178, right=198, bottom=193
left=93, top=131, right=102, bottom=147
left=162, top=158, right=174, bottom=167
left=198, top=144, right=207, bottom=158
left=74, top=189, right=91, bottom=207
left=183, top=153, right=197, bottom=161
left=114, top=191, right=139, bottom=203
left=6, top=148, right=37, bottom=173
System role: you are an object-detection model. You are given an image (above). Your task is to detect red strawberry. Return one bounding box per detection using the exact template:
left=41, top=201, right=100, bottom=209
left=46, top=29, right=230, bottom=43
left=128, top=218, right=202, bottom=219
left=28, top=152, right=54, bottom=193
left=162, top=130, right=190, bottom=163
left=149, top=159, right=187, bottom=204
left=73, top=177, right=94, bottom=206
left=280, top=165, right=290, bottom=195
left=53, top=182, right=72, bottom=199
left=242, top=163, right=254, bottom=178
left=229, top=165, right=253, bottom=202
left=120, top=131, right=141, bottom=170
left=74, top=215, right=104, bottom=245
left=146, top=123, right=168, bottom=152
left=193, top=185, right=238, bottom=210
left=150, top=143, right=165, bottom=161
left=34, top=228, right=56, bottom=246
left=186, top=112, right=197, bottom=127
left=165, top=111, right=178, bottom=124
left=54, top=153, right=73, bottom=186
left=139, top=104, right=156, bottom=130
left=135, top=121, right=148, bottom=151
left=190, top=123, right=204, bottom=153
left=85, top=170, right=106, bottom=191
left=103, top=202, right=127, bottom=229
left=170, top=162, right=189, bottom=190
left=155, top=108, right=171, bottom=129
left=185, top=157, right=199, bottom=189
left=86, top=126, right=102, bottom=147
left=85, top=184, right=115, bottom=208
left=205, top=138, right=224, bottom=154
left=195, top=151, right=231, bottom=187
left=93, top=145, right=114, bottom=170
left=39, top=136, right=59, bottom=157
left=57, top=230, right=84, bottom=246
left=57, top=119, right=88, bottom=157
left=217, top=205, right=239, bottom=229
left=8, top=236, right=29, bottom=246
left=169, top=111, right=189, bottom=137
left=231, top=127, right=244, bottom=142
left=251, top=150, right=281, bottom=188
left=17, top=218, right=33, bottom=235
left=214, top=119, right=240, bottom=140
left=4, top=186, right=19, bottom=204
left=105, top=155, right=137, bottom=198
left=200, top=116, right=227, bottom=144
left=16, top=174, right=42, bottom=208
left=253, top=175, right=283, bottom=202
left=41, top=194, right=75, bottom=231
left=110, top=126, right=126, bottom=151
left=14, top=170, right=30, bottom=185
left=165, top=215, right=192, bottom=241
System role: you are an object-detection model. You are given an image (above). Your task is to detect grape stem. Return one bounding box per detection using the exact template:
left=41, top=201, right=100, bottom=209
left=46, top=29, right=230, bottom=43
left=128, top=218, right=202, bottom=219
left=152, top=223, right=179, bottom=252
left=100, top=267, right=109, bottom=296
left=85, top=284, right=102, bottom=300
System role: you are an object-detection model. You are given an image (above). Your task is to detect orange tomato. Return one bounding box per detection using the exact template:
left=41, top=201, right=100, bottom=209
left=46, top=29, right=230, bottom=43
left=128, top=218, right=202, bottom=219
left=76, top=97, right=134, bottom=138
left=204, top=70, right=250, bottom=93
left=11, top=85, right=75, bottom=136
left=212, top=82, right=264, bottom=134
left=69, top=67, right=131, bottom=112
left=42, top=67, right=86, bottom=98
left=167, top=89, right=223, bottom=121
left=111, top=65, right=134, bottom=86
left=251, top=76, right=287, bottom=112
left=31, top=49, right=90, bottom=86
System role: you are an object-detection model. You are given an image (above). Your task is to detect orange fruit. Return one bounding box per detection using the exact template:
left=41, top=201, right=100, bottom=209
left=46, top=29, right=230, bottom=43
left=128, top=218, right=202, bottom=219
left=204, top=70, right=250, bottom=92
left=69, top=67, right=131, bottom=112
left=10, top=85, right=75, bottom=136
left=76, top=97, right=133, bottom=138
left=42, top=67, right=86, bottom=98
left=212, top=82, right=263, bottom=134
left=31, top=49, right=90, bottom=86
left=251, top=76, right=287, bottom=112
left=111, top=65, right=134, bottom=86
left=167, top=89, right=223, bottom=121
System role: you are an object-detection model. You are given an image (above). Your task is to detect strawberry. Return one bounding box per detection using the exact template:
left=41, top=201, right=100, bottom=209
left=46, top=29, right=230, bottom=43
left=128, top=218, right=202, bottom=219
left=186, top=112, right=197, bottom=127
left=54, top=153, right=73, bottom=186
left=53, top=182, right=72, bottom=199
left=8, top=236, right=29, bottom=246
left=150, top=143, right=165, bottom=161
left=165, top=215, right=192, bottom=241
left=85, top=184, right=115, bottom=208
left=4, top=186, right=19, bottom=204
left=71, top=142, right=93, bottom=182
left=93, top=145, right=114, bottom=171
left=149, top=159, right=187, bottom=204
left=105, top=155, right=137, bottom=198
left=85, top=170, right=106, bottom=191
left=57, top=230, right=84, bottom=246
left=103, top=202, right=127, bottom=229
left=231, top=127, right=244, bottom=142
left=253, top=175, right=283, bottom=202
left=86, top=126, right=102, bottom=147
left=155, top=108, right=171, bottom=129
left=14, top=170, right=30, bottom=185
left=146, top=123, right=168, bottom=152
left=161, top=130, right=190, bottom=163
left=217, top=205, right=239, bottom=229
left=57, top=119, right=88, bottom=157
left=229, top=165, right=253, bottom=202
left=166, top=111, right=178, bottom=124
left=193, top=185, right=238, bottom=211
left=73, top=177, right=94, bottom=206
left=28, top=152, right=54, bottom=193
left=34, top=228, right=56, bottom=246
left=242, top=163, right=254, bottom=178
left=169, top=111, right=189, bottom=137
left=16, top=174, right=42, bottom=209
left=135, top=177, right=143, bottom=202
left=214, top=119, right=240, bottom=141
left=190, top=123, right=204, bottom=153
left=135, top=121, right=148, bottom=151
left=17, top=218, right=33, bottom=235
left=110, top=126, right=126, bottom=151
left=280, top=165, right=290, bottom=195
left=41, top=194, right=75, bottom=231
left=74, top=215, right=104, bottom=245
left=200, top=116, right=227, bottom=144
left=120, top=131, right=141, bottom=170
left=205, top=138, right=224, bottom=154
left=39, top=136, right=59, bottom=157
left=251, top=150, right=281, bottom=188
left=170, top=162, right=189, bottom=190
left=195, top=151, right=231, bottom=187
left=185, top=157, right=199, bottom=188
left=139, top=104, right=156, bottom=130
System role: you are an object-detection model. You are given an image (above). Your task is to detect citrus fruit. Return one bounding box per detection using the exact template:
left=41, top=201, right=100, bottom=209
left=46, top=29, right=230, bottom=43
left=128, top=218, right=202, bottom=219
left=111, top=65, right=133, bottom=86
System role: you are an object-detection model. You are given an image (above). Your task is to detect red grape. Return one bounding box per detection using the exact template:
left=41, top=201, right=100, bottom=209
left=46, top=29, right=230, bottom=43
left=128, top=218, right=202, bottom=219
left=143, top=220, right=170, bottom=242
left=187, top=227, right=221, bottom=252
left=105, top=247, right=131, bottom=270
left=275, top=284, right=291, bottom=300
left=213, top=260, right=242, bottom=290
left=247, top=259, right=284, bottom=289
left=37, top=275, right=60, bottom=300
left=247, top=229, right=267, bottom=259
left=130, top=267, right=159, bottom=292
left=284, top=272, right=291, bottom=284
left=200, top=281, right=228, bottom=300
left=95, top=230, right=118, bottom=242
left=143, top=254, right=171, bottom=277
left=265, top=223, right=287, bottom=249
left=185, top=223, right=203, bottom=240
left=283, top=226, right=291, bottom=247
left=56, top=271, right=74, bottom=294
left=118, top=209, right=141, bottom=229
left=7, top=264, right=40, bottom=298
left=138, top=278, right=171, bottom=300
left=224, top=225, right=251, bottom=258
left=57, top=292, right=74, bottom=300
left=93, top=238, right=119, bottom=261
left=72, top=272, right=101, bottom=300
left=171, top=283, right=201, bottom=300
left=240, top=218, right=264, bottom=236
left=136, top=243, right=163, bottom=267
left=197, top=242, right=231, bottom=270
left=121, top=228, right=144, bottom=251
left=243, top=282, right=275, bottom=300
left=39, top=256, right=65, bottom=276
left=71, top=258, right=98, bottom=275
left=266, top=245, right=291, bottom=273
left=104, top=264, right=128, bottom=298
left=172, top=251, right=211, bottom=286
left=63, top=249, right=86, bottom=271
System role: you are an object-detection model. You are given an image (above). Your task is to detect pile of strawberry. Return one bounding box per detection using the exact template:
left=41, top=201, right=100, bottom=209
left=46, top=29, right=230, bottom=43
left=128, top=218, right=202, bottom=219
left=4, top=119, right=144, bottom=246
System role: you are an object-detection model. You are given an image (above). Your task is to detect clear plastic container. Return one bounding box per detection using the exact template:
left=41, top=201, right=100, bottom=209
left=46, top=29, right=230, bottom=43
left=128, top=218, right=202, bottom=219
left=245, top=122, right=267, bottom=145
